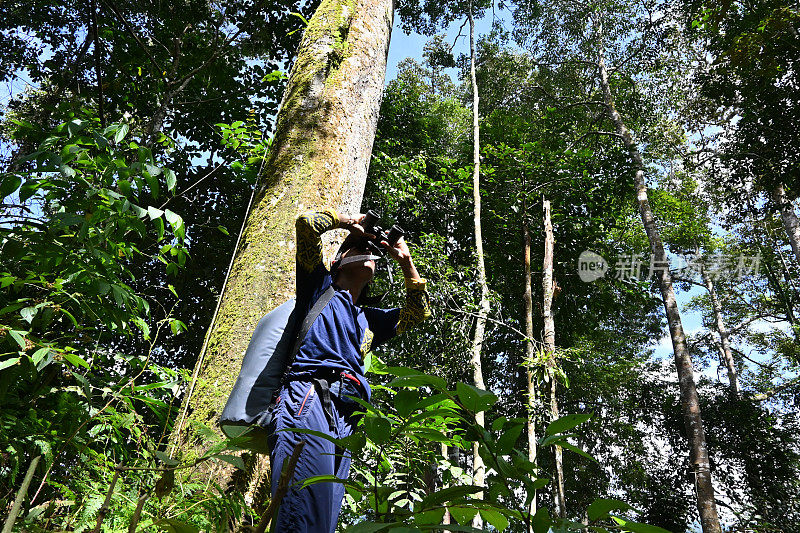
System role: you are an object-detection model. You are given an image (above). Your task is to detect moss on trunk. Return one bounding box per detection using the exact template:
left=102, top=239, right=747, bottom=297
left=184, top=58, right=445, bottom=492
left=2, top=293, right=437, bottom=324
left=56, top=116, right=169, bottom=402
left=170, top=0, right=394, bottom=497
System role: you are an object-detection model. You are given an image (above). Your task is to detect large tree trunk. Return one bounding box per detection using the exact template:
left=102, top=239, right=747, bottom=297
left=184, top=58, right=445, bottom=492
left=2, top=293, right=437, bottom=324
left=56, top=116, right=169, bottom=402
left=596, top=21, right=722, bottom=533
left=523, top=213, right=538, bottom=524
left=541, top=198, right=565, bottom=519
left=467, top=3, right=489, bottom=526
left=700, top=267, right=740, bottom=396
left=772, top=184, right=800, bottom=262
left=170, top=0, right=393, bottom=500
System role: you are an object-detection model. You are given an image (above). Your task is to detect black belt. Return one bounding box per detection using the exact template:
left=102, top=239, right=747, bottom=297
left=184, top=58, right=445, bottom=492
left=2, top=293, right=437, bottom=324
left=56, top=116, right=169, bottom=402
left=312, top=371, right=364, bottom=433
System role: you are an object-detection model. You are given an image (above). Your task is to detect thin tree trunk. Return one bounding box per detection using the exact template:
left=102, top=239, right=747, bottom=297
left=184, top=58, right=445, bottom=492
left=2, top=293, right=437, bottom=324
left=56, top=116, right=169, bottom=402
left=88, top=0, right=105, bottom=128
left=170, top=0, right=394, bottom=494
left=596, top=20, right=722, bottom=533
left=541, top=198, right=565, bottom=519
left=772, top=184, right=800, bottom=262
left=700, top=267, right=739, bottom=396
left=467, top=3, right=489, bottom=527
left=523, top=212, right=538, bottom=523
left=2, top=456, right=40, bottom=533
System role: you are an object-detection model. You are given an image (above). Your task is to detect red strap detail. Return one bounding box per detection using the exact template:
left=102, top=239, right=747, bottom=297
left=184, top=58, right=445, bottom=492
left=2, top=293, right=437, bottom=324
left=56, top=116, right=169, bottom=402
left=296, top=385, right=315, bottom=416
left=340, top=372, right=361, bottom=386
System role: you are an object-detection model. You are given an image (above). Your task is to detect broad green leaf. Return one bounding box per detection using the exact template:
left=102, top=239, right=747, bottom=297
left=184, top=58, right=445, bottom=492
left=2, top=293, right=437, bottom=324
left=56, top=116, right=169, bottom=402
left=545, top=413, right=593, bottom=436
left=559, top=441, right=597, bottom=463
left=31, top=348, right=50, bottom=365
left=611, top=517, right=673, bottom=533
left=115, top=123, right=130, bottom=143
left=395, top=388, right=420, bottom=418
left=147, top=206, right=164, bottom=220
left=388, top=373, right=446, bottom=390
left=345, top=523, right=397, bottom=533
left=448, top=506, right=478, bottom=525
left=479, top=508, right=509, bottom=531
left=413, top=507, right=446, bottom=526
left=20, top=306, right=37, bottom=323
left=62, top=351, right=90, bottom=369
left=532, top=507, right=551, bottom=533
left=364, top=415, right=392, bottom=445
left=0, top=357, right=20, bottom=371
left=214, top=454, right=245, bottom=470
left=164, top=168, right=176, bottom=191
left=0, top=174, right=22, bottom=199
left=456, top=382, right=497, bottom=413
left=8, top=330, right=26, bottom=350
left=587, top=499, right=633, bottom=521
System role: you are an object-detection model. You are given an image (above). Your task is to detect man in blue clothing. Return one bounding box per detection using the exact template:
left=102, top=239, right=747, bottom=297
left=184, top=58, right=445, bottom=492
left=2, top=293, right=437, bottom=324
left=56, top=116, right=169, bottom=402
left=266, top=208, right=431, bottom=533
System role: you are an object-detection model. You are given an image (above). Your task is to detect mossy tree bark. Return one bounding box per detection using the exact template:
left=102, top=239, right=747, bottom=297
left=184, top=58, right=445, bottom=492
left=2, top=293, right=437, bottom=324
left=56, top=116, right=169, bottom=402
left=170, top=0, right=394, bottom=500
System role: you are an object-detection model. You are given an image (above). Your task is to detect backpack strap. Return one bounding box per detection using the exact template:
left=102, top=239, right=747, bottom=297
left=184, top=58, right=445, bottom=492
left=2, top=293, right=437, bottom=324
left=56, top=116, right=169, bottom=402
left=282, top=285, right=336, bottom=380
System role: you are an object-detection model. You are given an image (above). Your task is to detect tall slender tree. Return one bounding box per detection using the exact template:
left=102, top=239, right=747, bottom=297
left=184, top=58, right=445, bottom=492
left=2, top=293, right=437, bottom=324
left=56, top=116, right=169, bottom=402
left=595, top=15, right=722, bottom=533
left=466, top=4, right=490, bottom=526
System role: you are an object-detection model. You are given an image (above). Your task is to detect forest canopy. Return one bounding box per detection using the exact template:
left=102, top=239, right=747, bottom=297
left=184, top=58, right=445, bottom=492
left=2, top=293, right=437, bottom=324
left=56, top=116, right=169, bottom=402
left=1, top=0, right=799, bottom=531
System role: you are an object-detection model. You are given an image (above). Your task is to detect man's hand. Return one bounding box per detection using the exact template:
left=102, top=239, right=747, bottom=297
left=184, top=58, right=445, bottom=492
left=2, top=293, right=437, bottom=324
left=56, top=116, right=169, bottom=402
left=381, top=237, right=422, bottom=280
left=338, top=212, right=375, bottom=240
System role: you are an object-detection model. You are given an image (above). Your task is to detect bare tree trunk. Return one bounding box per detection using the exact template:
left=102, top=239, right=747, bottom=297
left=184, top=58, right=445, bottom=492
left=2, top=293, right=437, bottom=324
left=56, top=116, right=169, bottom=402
left=541, top=198, right=565, bottom=519
left=170, top=0, right=394, bottom=494
left=772, top=184, right=800, bottom=262
left=467, top=3, right=489, bottom=526
left=523, top=212, right=538, bottom=524
left=596, top=20, right=722, bottom=533
left=700, top=267, right=739, bottom=396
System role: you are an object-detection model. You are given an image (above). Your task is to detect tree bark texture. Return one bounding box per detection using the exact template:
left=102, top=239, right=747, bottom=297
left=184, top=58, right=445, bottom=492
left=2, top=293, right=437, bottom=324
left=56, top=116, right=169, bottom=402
left=467, top=5, right=489, bottom=525
left=171, top=0, right=394, bottom=494
left=596, top=23, right=722, bottom=533
left=700, top=267, right=739, bottom=396
left=523, top=216, right=538, bottom=523
left=772, top=184, right=800, bottom=262
left=542, top=198, right=565, bottom=519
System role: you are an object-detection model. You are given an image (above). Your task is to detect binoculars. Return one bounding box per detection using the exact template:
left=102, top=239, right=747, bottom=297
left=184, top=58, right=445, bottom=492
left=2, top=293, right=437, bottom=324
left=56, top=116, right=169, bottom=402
left=359, top=210, right=405, bottom=257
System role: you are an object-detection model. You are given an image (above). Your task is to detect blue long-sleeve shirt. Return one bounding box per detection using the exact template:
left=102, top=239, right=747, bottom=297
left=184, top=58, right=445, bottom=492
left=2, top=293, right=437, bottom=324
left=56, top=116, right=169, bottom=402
left=286, top=209, right=431, bottom=401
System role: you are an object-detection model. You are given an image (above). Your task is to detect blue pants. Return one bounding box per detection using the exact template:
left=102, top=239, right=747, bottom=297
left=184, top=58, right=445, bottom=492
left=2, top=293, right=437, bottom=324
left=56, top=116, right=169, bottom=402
left=266, top=378, right=360, bottom=533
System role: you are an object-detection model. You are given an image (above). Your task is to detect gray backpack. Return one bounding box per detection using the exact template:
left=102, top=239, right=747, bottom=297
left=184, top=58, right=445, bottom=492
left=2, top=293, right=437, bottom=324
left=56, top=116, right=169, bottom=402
left=219, top=287, right=334, bottom=452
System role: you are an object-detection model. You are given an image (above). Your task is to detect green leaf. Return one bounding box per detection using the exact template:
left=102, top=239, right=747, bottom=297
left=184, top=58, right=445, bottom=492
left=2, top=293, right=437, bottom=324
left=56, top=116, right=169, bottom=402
left=456, top=382, right=497, bottom=413
left=0, top=174, right=22, bottom=199
left=559, top=441, right=597, bottom=463
left=148, top=206, right=164, bottom=220
left=532, top=507, right=551, bottom=533
left=31, top=348, right=50, bottom=366
left=345, top=523, right=396, bottom=533
left=413, top=507, right=446, bottom=526
left=8, top=330, right=26, bottom=350
left=479, top=508, right=509, bottom=531
left=20, top=306, right=38, bottom=323
left=115, top=123, right=130, bottom=143
left=0, top=357, right=21, bottom=371
left=214, top=454, right=245, bottom=470
left=387, top=373, right=446, bottom=390
left=164, top=168, right=176, bottom=191
left=363, top=415, right=392, bottom=445
left=217, top=225, right=230, bottom=235
left=62, top=351, right=90, bottom=369
left=611, top=517, right=673, bottom=533
left=545, top=413, right=593, bottom=436
left=449, top=506, right=478, bottom=525
left=587, top=499, right=633, bottom=521
left=395, top=389, right=420, bottom=418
